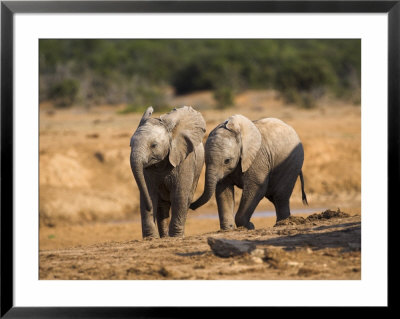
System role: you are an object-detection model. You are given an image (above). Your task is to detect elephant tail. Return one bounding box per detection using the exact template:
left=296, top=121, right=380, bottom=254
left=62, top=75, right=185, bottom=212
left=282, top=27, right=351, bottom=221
left=299, top=171, right=308, bottom=205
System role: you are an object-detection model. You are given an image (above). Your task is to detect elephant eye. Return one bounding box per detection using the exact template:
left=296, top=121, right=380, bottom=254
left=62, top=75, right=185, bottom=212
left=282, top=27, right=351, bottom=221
left=224, top=158, right=231, bottom=164
left=151, top=143, right=157, bottom=148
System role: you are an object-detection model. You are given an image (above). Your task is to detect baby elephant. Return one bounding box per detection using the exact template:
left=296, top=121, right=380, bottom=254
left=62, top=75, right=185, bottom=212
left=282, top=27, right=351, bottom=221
left=130, top=106, right=205, bottom=238
left=190, top=114, right=307, bottom=230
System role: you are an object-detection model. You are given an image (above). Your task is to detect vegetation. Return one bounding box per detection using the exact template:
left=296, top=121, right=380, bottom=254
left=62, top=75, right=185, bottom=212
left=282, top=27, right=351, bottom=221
left=213, top=87, right=235, bottom=109
left=117, top=83, right=170, bottom=114
left=39, top=39, right=361, bottom=109
left=48, top=78, right=79, bottom=107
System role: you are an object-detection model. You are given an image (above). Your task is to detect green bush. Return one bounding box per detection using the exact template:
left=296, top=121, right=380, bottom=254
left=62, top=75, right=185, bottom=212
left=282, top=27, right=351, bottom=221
left=118, top=85, right=170, bottom=114
left=40, top=39, right=361, bottom=108
left=117, top=104, right=149, bottom=114
left=48, top=79, right=79, bottom=107
left=213, top=87, right=235, bottom=109
left=275, top=53, right=337, bottom=108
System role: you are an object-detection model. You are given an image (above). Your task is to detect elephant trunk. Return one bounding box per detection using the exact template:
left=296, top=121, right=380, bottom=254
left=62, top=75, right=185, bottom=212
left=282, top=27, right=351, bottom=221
left=130, top=153, right=152, bottom=211
left=190, top=168, right=218, bottom=210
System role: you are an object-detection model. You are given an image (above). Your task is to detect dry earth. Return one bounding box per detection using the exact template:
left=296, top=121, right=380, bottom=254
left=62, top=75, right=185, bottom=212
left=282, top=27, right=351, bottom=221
left=39, top=90, right=361, bottom=280
left=39, top=210, right=361, bottom=280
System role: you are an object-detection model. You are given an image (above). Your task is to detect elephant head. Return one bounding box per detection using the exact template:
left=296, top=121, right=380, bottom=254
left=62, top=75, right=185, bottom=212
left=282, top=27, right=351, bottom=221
left=190, top=114, right=261, bottom=210
left=130, top=106, right=206, bottom=211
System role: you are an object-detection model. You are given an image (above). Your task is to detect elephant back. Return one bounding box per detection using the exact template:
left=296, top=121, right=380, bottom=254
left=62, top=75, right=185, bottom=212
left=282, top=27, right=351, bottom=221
left=254, top=118, right=302, bottom=165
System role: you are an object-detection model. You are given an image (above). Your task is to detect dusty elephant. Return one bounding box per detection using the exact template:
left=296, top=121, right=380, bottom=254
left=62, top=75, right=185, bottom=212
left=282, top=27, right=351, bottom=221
left=130, top=106, right=206, bottom=238
left=190, top=114, right=307, bottom=230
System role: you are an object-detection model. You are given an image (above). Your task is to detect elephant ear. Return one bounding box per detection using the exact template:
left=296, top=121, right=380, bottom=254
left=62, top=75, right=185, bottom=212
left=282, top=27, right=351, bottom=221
left=138, top=106, right=153, bottom=127
left=161, top=106, right=206, bottom=167
left=225, top=114, right=262, bottom=172
left=130, top=106, right=154, bottom=147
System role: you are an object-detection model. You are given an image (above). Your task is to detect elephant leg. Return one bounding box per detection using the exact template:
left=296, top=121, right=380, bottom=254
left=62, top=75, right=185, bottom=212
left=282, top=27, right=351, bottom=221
left=169, top=189, right=190, bottom=237
left=216, top=181, right=235, bottom=230
left=139, top=192, right=158, bottom=238
left=273, top=197, right=290, bottom=221
left=156, top=200, right=170, bottom=238
left=169, top=201, right=189, bottom=237
left=269, top=171, right=297, bottom=222
left=235, top=182, right=268, bottom=230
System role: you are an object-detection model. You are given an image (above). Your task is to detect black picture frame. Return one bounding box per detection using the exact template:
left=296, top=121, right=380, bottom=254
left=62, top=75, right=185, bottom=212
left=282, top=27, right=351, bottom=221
left=1, top=0, right=394, bottom=317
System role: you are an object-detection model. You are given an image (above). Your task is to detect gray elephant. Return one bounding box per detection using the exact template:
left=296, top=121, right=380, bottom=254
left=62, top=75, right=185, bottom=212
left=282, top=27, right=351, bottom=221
left=190, top=114, right=307, bottom=230
left=130, top=106, right=206, bottom=238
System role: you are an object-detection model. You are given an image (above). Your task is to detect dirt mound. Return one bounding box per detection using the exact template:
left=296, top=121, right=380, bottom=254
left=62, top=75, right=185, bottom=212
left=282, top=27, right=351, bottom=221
left=274, top=216, right=308, bottom=226
left=306, top=208, right=350, bottom=221
left=274, top=208, right=350, bottom=226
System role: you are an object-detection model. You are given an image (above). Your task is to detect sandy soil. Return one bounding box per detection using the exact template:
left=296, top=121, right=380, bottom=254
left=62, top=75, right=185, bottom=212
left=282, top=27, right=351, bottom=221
left=39, top=89, right=361, bottom=280
left=39, top=210, right=361, bottom=280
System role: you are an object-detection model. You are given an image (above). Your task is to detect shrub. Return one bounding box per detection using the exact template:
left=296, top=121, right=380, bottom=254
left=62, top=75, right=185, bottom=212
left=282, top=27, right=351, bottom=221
left=275, top=54, right=336, bottom=108
left=213, top=87, right=235, bottom=109
left=40, top=39, right=361, bottom=108
left=118, top=85, right=170, bottom=114
left=49, top=79, right=79, bottom=107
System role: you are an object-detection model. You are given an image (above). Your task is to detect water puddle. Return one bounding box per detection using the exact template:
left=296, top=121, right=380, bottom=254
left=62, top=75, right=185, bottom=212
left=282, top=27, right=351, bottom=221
left=109, top=207, right=328, bottom=224
left=193, top=207, right=327, bottom=220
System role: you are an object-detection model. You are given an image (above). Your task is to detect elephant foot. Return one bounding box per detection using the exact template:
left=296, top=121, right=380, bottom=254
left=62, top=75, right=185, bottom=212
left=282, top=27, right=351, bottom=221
left=245, top=222, right=255, bottom=230
left=158, top=228, right=169, bottom=238
left=169, top=232, right=184, bottom=238
left=220, top=224, right=235, bottom=231
left=143, top=234, right=159, bottom=240
left=235, top=217, right=255, bottom=230
left=142, top=229, right=159, bottom=239
left=275, top=213, right=291, bottom=225
left=168, top=223, right=185, bottom=237
left=168, top=228, right=185, bottom=237
left=142, top=225, right=159, bottom=239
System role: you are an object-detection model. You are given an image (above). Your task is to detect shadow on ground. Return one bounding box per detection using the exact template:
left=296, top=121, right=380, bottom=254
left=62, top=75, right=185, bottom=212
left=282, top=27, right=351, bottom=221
left=249, top=221, right=361, bottom=250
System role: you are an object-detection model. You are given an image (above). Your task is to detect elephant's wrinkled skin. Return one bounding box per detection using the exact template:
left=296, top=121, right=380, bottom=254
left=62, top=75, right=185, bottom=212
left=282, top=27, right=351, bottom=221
left=190, top=115, right=307, bottom=230
left=130, top=106, right=205, bottom=238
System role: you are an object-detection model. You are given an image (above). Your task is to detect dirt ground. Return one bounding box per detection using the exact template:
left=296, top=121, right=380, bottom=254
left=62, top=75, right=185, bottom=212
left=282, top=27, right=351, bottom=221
left=39, top=209, right=361, bottom=280
left=39, top=89, right=361, bottom=280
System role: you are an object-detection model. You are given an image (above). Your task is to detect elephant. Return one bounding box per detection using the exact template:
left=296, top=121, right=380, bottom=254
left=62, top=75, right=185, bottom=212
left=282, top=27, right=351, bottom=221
left=130, top=106, right=206, bottom=238
left=190, top=114, right=307, bottom=230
